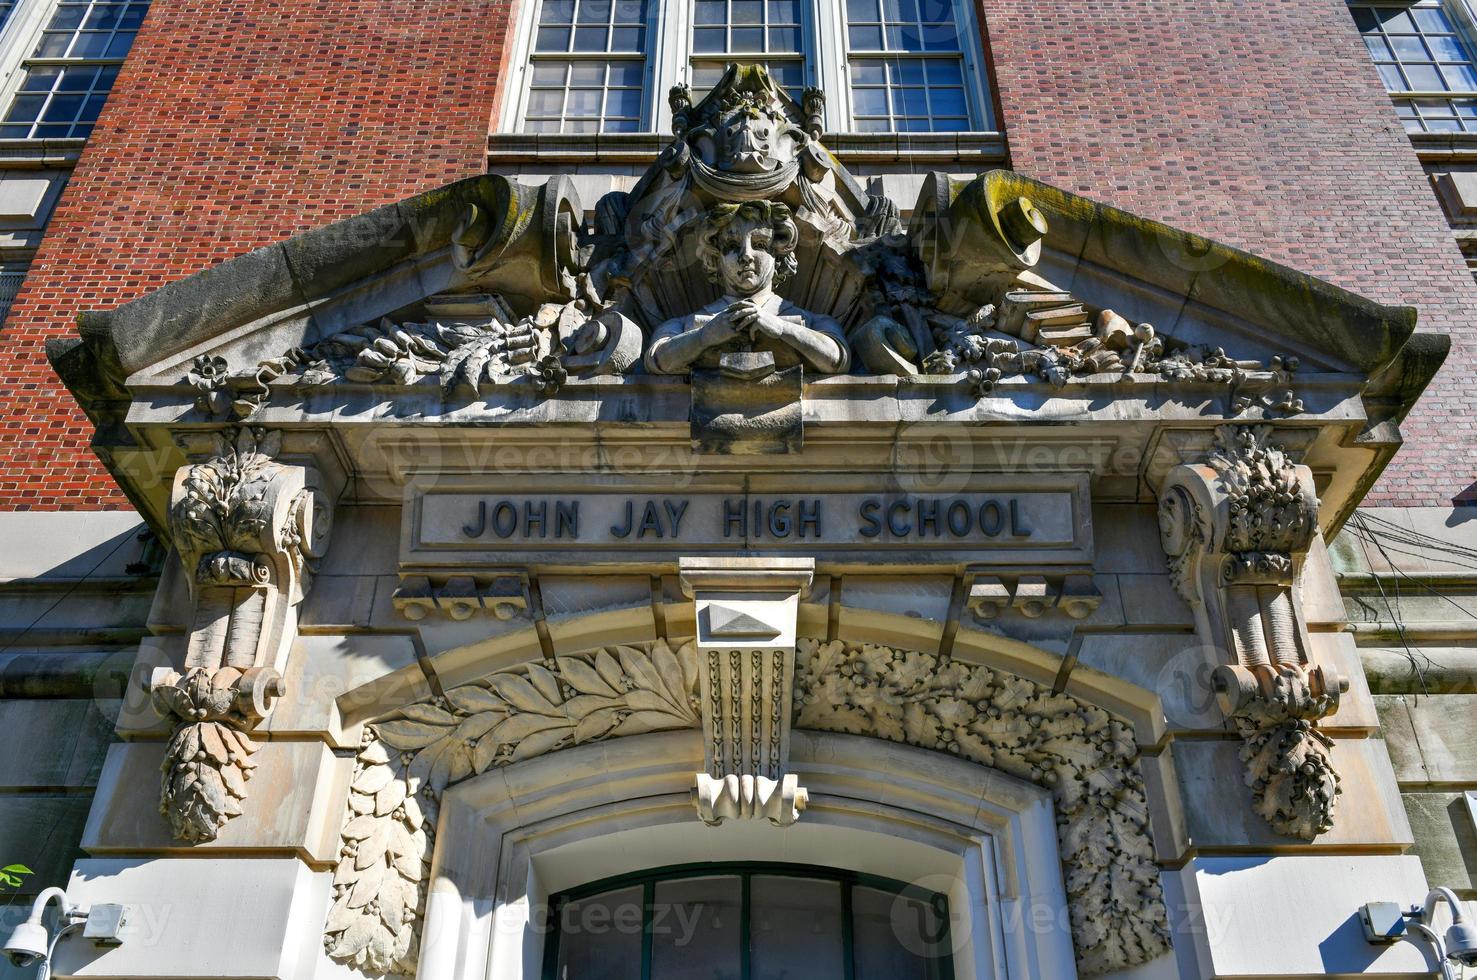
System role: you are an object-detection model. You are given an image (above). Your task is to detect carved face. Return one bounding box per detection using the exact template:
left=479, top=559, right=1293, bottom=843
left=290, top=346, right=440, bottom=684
left=718, top=107, right=779, bottom=174
left=713, top=215, right=777, bottom=296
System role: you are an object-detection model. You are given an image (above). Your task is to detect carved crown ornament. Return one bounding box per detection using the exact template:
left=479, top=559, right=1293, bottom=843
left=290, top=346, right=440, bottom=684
left=322, top=637, right=1169, bottom=977
left=1157, top=425, right=1347, bottom=840
left=167, top=64, right=1308, bottom=452
left=152, top=427, right=334, bottom=842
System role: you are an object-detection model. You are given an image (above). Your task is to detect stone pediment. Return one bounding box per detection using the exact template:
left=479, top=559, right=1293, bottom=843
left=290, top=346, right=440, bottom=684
left=48, top=65, right=1446, bottom=529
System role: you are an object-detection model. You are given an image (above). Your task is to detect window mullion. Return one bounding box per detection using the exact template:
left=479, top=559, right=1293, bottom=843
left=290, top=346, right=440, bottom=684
left=641, top=879, right=655, bottom=980
left=840, top=879, right=856, bottom=980
left=739, top=872, right=752, bottom=980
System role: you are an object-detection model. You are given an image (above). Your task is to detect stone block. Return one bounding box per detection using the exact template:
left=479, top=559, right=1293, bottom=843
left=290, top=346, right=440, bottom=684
left=1072, top=632, right=1230, bottom=734
left=1192, top=854, right=1433, bottom=976
left=836, top=574, right=953, bottom=651
left=1402, top=791, right=1477, bottom=892
left=1115, top=573, right=1193, bottom=628
left=297, top=573, right=377, bottom=631
left=1300, top=534, right=1347, bottom=627
left=82, top=741, right=351, bottom=863
left=1374, top=695, right=1426, bottom=784
left=0, top=513, right=146, bottom=582
left=1138, top=748, right=1189, bottom=863
left=0, top=176, right=54, bottom=220
left=54, top=858, right=330, bottom=978
left=1171, top=735, right=1412, bottom=848
left=0, top=796, right=91, bottom=889
left=1403, top=692, right=1477, bottom=784
left=539, top=574, right=656, bottom=654
left=1092, top=503, right=1172, bottom=574
left=1315, top=630, right=1378, bottom=732
left=265, top=633, right=424, bottom=746
left=317, top=504, right=401, bottom=576
left=0, top=698, right=119, bottom=788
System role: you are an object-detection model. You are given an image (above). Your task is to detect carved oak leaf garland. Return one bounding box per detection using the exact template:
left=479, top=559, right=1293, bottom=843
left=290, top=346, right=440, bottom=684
left=324, top=640, right=701, bottom=975
left=791, top=639, right=1171, bottom=977
left=325, top=638, right=1169, bottom=977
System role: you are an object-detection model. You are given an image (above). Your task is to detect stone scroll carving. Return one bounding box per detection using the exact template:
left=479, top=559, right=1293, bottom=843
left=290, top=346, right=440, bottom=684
left=324, top=640, right=701, bottom=975
left=791, top=639, right=1171, bottom=977
left=324, top=635, right=1170, bottom=976
left=155, top=427, right=332, bottom=841
left=1158, top=425, right=1346, bottom=839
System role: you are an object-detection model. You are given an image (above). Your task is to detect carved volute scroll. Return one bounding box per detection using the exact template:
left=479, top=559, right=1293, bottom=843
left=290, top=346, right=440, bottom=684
left=153, top=427, right=333, bottom=842
left=680, top=557, right=812, bottom=825
left=1157, top=425, right=1347, bottom=839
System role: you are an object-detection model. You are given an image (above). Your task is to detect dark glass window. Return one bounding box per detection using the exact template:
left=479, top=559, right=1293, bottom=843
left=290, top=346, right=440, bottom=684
left=544, top=863, right=954, bottom=980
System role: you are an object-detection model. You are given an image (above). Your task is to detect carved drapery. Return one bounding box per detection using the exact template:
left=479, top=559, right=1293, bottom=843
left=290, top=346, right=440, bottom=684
left=324, top=637, right=1169, bottom=977
left=1157, top=425, right=1345, bottom=840
left=154, top=428, right=332, bottom=842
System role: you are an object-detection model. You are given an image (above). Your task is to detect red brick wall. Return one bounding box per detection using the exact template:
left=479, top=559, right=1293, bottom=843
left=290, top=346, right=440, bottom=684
left=0, top=0, right=518, bottom=508
left=981, top=0, right=1477, bottom=505
left=2, top=0, right=1472, bottom=507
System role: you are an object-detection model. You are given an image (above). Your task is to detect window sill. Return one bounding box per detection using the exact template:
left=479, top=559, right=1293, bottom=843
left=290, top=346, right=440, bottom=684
left=1407, top=129, right=1477, bottom=161
left=0, top=137, right=86, bottom=168
left=486, top=130, right=1007, bottom=165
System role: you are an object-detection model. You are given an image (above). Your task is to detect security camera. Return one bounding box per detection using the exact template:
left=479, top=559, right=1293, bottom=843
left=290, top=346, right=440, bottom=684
left=2, top=918, right=47, bottom=966
left=1446, top=917, right=1477, bottom=966
left=1, top=887, right=74, bottom=974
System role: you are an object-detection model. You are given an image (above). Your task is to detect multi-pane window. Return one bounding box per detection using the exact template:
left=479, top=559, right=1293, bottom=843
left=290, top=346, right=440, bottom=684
left=546, top=864, right=954, bottom=980
left=525, top=0, right=648, bottom=133
left=691, top=0, right=806, bottom=101
left=509, top=0, right=991, bottom=133
left=1353, top=1, right=1477, bottom=133
left=0, top=0, right=148, bottom=139
left=845, top=0, right=972, bottom=131
left=0, top=0, right=17, bottom=30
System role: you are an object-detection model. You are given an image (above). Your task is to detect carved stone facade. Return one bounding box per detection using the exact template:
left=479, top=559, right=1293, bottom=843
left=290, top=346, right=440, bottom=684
left=167, top=66, right=1311, bottom=459
left=324, top=640, right=701, bottom=974
left=34, top=55, right=1453, bottom=980
left=1158, top=426, right=1345, bottom=840
left=325, top=637, right=1170, bottom=977
left=154, top=428, right=332, bottom=841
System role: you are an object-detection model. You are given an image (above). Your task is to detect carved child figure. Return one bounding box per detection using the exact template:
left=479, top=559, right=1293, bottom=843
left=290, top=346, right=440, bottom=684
left=645, top=201, right=850, bottom=375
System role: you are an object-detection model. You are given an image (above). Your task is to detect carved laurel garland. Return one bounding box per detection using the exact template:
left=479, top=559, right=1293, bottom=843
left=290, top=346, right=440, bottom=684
left=324, top=640, right=701, bottom=974
left=791, top=639, right=1171, bottom=977
left=325, top=638, right=1169, bottom=976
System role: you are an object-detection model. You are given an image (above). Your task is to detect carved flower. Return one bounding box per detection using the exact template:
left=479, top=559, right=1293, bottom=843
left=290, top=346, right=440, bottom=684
left=188, top=354, right=232, bottom=416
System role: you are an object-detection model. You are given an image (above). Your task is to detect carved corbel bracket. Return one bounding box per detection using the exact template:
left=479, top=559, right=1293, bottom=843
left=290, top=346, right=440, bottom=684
left=679, top=557, right=813, bottom=826
left=152, top=427, right=334, bottom=842
left=391, top=573, right=529, bottom=622
left=1157, top=424, right=1346, bottom=839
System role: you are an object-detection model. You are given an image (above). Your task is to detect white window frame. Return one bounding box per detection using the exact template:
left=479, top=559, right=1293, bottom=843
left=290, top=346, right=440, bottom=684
left=1351, top=0, right=1477, bottom=134
left=0, top=0, right=145, bottom=142
left=497, top=0, right=995, bottom=135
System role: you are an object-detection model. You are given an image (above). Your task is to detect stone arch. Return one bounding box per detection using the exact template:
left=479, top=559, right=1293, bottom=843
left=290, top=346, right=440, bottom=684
left=323, top=632, right=1172, bottom=977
